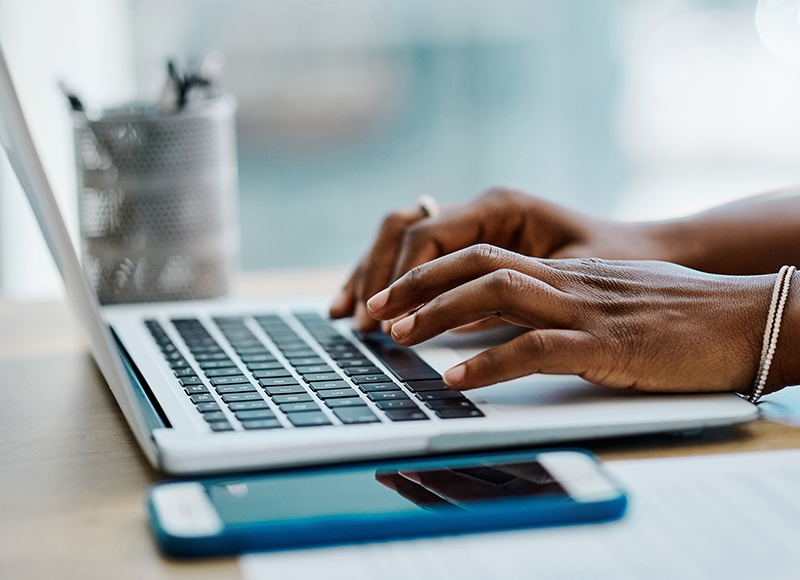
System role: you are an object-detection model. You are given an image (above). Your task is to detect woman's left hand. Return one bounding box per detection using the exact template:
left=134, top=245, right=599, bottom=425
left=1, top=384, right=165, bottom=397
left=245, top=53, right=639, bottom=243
left=365, top=244, right=782, bottom=394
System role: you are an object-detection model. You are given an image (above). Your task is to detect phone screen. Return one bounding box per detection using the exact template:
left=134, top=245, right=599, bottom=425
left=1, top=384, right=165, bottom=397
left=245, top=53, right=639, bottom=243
left=206, top=459, right=568, bottom=525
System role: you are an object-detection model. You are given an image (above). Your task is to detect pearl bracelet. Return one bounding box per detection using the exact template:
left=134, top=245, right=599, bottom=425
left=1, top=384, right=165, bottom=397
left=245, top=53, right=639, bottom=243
left=748, top=264, right=796, bottom=403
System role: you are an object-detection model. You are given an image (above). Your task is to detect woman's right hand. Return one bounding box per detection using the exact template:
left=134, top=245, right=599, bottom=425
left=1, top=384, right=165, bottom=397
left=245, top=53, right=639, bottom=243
left=330, top=187, right=665, bottom=331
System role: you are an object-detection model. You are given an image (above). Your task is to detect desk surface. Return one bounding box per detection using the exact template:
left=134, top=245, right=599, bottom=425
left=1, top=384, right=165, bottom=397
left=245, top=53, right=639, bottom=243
left=3, top=267, right=800, bottom=579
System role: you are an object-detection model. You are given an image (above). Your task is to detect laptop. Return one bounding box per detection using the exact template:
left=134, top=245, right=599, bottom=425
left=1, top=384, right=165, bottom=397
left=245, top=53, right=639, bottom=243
left=0, top=43, right=758, bottom=475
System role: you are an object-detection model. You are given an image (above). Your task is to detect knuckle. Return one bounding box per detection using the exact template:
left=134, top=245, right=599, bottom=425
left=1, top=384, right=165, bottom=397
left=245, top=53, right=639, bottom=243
left=465, top=243, right=505, bottom=269
left=486, top=268, right=528, bottom=301
left=474, top=348, right=500, bottom=374
left=479, top=187, right=521, bottom=205
left=520, top=331, right=550, bottom=358
left=401, top=222, right=429, bottom=247
left=403, top=265, right=425, bottom=294
left=380, top=211, right=413, bottom=233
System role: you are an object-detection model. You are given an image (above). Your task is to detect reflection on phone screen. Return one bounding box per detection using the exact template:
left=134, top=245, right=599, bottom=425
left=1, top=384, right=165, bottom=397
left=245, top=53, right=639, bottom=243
left=375, top=461, right=568, bottom=511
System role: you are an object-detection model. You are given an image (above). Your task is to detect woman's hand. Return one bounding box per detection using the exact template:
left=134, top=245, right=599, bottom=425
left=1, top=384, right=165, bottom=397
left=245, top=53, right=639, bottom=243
left=330, top=188, right=663, bottom=331
left=365, top=244, right=787, bottom=394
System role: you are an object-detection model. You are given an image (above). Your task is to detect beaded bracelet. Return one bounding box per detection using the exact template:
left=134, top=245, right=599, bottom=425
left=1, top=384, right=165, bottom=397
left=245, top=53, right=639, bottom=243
left=748, top=265, right=796, bottom=403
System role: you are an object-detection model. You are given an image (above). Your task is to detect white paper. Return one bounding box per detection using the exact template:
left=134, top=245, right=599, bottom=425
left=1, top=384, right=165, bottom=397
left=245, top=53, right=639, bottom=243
left=240, top=449, right=800, bottom=580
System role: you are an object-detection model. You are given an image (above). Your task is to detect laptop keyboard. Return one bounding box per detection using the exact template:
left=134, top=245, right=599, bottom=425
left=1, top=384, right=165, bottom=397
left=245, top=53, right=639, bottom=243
left=144, top=312, right=484, bottom=432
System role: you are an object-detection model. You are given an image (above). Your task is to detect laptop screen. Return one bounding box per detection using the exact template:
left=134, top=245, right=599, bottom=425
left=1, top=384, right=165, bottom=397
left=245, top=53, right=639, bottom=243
left=0, top=41, right=159, bottom=464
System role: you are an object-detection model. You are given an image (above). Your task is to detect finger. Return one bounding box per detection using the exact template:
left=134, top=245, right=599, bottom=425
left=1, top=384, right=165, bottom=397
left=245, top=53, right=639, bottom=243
left=451, top=317, right=510, bottom=334
left=442, top=328, right=599, bottom=390
left=354, top=207, right=424, bottom=330
left=374, top=472, right=454, bottom=508
left=388, top=190, right=529, bottom=284
left=388, top=269, right=576, bottom=346
left=329, top=268, right=358, bottom=318
left=389, top=205, right=477, bottom=283
left=368, top=245, right=534, bottom=320
left=399, top=469, right=502, bottom=502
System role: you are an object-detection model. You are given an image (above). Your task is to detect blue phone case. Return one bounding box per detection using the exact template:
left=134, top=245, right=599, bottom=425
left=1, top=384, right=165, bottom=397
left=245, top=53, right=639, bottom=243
left=148, top=449, right=626, bottom=557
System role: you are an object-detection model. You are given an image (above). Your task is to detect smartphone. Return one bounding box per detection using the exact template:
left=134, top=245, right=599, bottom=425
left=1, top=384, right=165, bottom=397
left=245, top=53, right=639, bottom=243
left=148, top=449, right=626, bottom=557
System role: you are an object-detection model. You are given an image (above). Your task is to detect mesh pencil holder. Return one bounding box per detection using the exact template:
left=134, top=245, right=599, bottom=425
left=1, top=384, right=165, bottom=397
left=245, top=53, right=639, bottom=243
left=73, top=95, right=239, bottom=304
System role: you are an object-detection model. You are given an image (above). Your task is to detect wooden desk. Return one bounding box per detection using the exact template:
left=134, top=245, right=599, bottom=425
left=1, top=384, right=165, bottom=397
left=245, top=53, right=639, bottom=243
left=2, top=267, right=800, bottom=579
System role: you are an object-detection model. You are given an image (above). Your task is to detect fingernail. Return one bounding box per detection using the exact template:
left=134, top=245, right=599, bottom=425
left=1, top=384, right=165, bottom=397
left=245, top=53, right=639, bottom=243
left=443, top=365, right=465, bottom=387
left=381, top=320, right=392, bottom=334
left=391, top=315, right=415, bottom=340
left=367, top=289, right=389, bottom=314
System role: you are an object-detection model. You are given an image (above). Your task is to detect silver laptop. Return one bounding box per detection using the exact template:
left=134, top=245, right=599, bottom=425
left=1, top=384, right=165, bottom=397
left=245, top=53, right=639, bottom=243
left=0, top=43, right=758, bottom=475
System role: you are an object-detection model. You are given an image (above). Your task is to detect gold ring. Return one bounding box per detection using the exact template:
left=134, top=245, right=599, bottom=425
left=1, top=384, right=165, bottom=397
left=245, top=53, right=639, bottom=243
left=417, top=195, right=441, bottom=218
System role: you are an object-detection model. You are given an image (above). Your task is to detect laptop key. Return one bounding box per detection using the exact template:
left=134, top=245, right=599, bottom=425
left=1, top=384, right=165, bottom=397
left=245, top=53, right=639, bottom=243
left=294, top=364, right=332, bottom=374
left=367, top=391, right=410, bottom=402
left=246, top=361, right=284, bottom=371
left=276, top=341, right=309, bottom=351
left=333, top=406, right=380, bottom=424
left=286, top=411, right=331, bottom=427
left=307, top=380, right=349, bottom=391
left=203, top=367, right=245, bottom=378
left=424, top=398, right=476, bottom=409
left=203, top=411, right=228, bottom=422
left=208, top=421, right=234, bottom=432
left=415, top=390, right=466, bottom=401
left=252, top=368, right=293, bottom=379
left=185, top=384, right=210, bottom=394
left=190, top=345, right=225, bottom=355
left=173, top=367, right=197, bottom=378
left=433, top=407, right=485, bottom=419
left=234, top=409, right=276, bottom=421
left=210, top=375, right=251, bottom=386
left=198, top=359, right=235, bottom=369
left=279, top=402, right=321, bottom=413
left=239, top=353, right=276, bottom=363
left=215, top=384, right=257, bottom=394
left=221, top=392, right=262, bottom=403
left=374, top=399, right=419, bottom=410
left=405, top=379, right=449, bottom=392
left=227, top=400, right=269, bottom=411
left=315, top=388, right=358, bottom=399
left=286, top=357, right=325, bottom=367
left=335, top=358, right=372, bottom=368
left=193, top=352, right=231, bottom=362
left=263, top=385, right=305, bottom=396
left=258, top=378, right=302, bottom=388
left=196, top=402, right=221, bottom=413
left=241, top=419, right=283, bottom=430
left=190, top=393, right=216, bottom=404
left=234, top=347, right=271, bottom=355
left=271, top=393, right=313, bottom=404
left=329, top=351, right=361, bottom=361
left=275, top=347, right=308, bottom=357
left=301, top=372, right=340, bottom=382
left=325, top=398, right=367, bottom=408
left=358, top=383, right=401, bottom=393
left=385, top=409, right=430, bottom=422
left=350, top=374, right=392, bottom=384
left=343, top=366, right=381, bottom=376
left=178, top=376, right=204, bottom=386
left=169, top=359, right=191, bottom=370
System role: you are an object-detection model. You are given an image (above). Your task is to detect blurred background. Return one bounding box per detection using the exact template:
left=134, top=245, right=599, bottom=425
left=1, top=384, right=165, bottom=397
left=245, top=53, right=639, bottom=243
left=3, top=0, right=800, bottom=299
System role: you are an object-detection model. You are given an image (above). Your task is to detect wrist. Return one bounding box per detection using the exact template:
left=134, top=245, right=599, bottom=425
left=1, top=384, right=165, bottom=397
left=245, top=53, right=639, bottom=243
left=766, top=271, right=800, bottom=394
left=636, top=219, right=700, bottom=268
